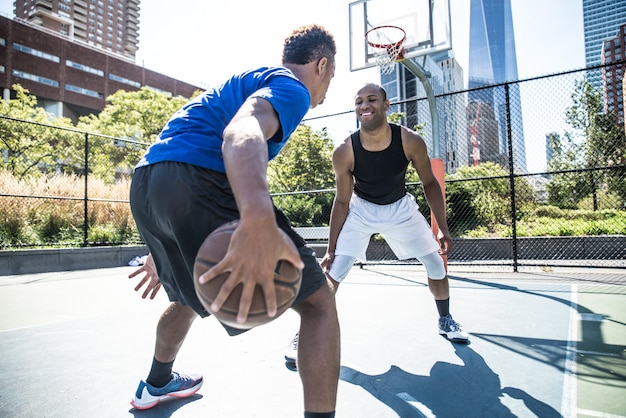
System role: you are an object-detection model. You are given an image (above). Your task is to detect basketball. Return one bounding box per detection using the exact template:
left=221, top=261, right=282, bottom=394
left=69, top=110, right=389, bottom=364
left=193, top=220, right=302, bottom=330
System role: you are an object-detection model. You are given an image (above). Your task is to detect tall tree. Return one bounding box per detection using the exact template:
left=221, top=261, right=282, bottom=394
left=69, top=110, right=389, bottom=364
left=548, top=79, right=625, bottom=208
left=268, top=125, right=335, bottom=192
left=0, top=85, right=76, bottom=179
left=76, top=87, right=198, bottom=183
left=268, top=125, right=335, bottom=226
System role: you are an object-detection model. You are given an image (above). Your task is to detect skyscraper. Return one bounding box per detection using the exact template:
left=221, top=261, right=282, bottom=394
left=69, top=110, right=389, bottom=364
left=14, top=0, right=140, bottom=60
left=380, top=52, right=468, bottom=174
left=432, top=50, right=468, bottom=173
left=467, top=0, right=527, bottom=173
left=583, top=0, right=626, bottom=70
left=601, top=23, right=626, bottom=125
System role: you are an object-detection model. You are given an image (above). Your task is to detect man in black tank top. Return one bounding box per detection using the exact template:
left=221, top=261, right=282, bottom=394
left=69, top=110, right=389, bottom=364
left=284, top=83, right=467, bottom=363
left=351, top=124, right=408, bottom=204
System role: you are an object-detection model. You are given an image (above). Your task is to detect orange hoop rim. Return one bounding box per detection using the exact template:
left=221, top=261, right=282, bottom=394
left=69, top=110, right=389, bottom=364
left=365, top=25, right=407, bottom=50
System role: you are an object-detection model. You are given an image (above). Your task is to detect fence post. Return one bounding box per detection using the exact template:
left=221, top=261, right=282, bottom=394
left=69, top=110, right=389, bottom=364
left=83, top=132, right=89, bottom=246
left=504, top=84, right=518, bottom=271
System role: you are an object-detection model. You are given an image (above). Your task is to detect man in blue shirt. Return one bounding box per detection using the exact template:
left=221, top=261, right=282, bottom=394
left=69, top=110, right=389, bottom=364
left=128, top=24, right=339, bottom=418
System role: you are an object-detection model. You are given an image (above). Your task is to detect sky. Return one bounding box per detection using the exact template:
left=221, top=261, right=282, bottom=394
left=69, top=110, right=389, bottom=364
left=0, top=0, right=586, bottom=171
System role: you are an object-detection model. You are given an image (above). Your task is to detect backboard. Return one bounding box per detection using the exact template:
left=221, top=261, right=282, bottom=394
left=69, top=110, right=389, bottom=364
left=349, top=0, right=452, bottom=72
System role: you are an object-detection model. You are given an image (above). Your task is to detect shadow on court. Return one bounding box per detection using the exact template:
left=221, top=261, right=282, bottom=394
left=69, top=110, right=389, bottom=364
left=128, top=394, right=203, bottom=418
left=340, top=344, right=561, bottom=418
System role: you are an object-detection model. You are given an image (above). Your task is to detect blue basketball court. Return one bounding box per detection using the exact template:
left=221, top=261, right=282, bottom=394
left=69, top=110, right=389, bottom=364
left=0, top=265, right=624, bottom=417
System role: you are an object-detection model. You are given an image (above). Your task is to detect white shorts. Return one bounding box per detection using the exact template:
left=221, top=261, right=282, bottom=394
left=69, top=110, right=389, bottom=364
left=334, top=193, right=441, bottom=262
left=328, top=193, right=445, bottom=282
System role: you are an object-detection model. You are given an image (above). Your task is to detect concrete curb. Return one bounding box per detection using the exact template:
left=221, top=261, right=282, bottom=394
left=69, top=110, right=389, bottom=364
left=0, top=245, right=148, bottom=275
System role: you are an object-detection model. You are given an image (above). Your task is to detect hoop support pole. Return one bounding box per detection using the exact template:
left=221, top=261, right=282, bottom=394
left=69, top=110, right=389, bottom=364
left=401, top=59, right=440, bottom=158
left=400, top=58, right=446, bottom=271
left=429, top=157, right=447, bottom=272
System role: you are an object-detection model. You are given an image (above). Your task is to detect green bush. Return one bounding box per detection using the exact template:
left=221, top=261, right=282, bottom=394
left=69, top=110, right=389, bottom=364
left=88, top=224, right=117, bottom=244
left=272, top=194, right=322, bottom=227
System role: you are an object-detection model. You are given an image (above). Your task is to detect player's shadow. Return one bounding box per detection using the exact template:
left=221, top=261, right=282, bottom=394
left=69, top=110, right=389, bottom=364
left=128, top=394, right=203, bottom=417
left=340, top=345, right=561, bottom=418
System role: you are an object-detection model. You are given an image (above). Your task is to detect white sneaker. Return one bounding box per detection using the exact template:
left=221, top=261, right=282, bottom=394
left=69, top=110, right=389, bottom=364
left=284, top=332, right=299, bottom=363
left=438, top=315, right=469, bottom=343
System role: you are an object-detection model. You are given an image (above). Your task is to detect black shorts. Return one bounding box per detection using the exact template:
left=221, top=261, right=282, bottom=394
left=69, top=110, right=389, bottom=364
left=130, top=162, right=327, bottom=335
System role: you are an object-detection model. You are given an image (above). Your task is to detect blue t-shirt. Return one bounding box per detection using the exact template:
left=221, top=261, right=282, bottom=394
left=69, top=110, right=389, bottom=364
left=136, top=66, right=310, bottom=172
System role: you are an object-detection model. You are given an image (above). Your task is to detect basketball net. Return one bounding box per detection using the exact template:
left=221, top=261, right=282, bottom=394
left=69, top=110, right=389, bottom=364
left=366, top=25, right=406, bottom=75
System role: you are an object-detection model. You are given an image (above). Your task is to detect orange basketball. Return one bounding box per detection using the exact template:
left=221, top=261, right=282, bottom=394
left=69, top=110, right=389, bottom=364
left=193, top=220, right=302, bottom=329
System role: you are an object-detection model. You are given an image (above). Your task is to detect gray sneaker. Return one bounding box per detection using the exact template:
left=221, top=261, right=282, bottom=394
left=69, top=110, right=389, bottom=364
left=284, top=332, right=299, bottom=363
left=438, top=314, right=469, bottom=343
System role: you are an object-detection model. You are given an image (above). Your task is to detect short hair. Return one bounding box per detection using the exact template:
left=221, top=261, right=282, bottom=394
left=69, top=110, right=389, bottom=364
left=282, top=24, right=336, bottom=65
left=358, top=83, right=388, bottom=101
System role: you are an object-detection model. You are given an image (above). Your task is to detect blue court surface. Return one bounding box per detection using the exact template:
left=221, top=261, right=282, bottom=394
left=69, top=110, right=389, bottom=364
left=0, top=264, right=624, bottom=417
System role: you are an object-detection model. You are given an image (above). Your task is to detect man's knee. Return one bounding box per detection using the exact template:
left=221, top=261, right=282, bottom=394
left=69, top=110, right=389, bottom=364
left=420, top=251, right=446, bottom=280
left=293, top=284, right=336, bottom=317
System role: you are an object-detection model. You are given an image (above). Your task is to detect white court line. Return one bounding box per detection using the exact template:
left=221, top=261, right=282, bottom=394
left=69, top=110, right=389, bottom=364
left=576, top=408, right=626, bottom=418
left=576, top=349, right=620, bottom=358
left=561, top=284, right=578, bottom=417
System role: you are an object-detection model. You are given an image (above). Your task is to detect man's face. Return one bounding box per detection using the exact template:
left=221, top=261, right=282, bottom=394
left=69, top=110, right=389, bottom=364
left=354, top=85, right=389, bottom=130
left=310, top=58, right=335, bottom=108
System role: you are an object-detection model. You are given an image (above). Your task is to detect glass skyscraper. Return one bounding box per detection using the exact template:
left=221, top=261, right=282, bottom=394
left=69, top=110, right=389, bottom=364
left=583, top=0, right=626, bottom=90
left=467, top=0, right=527, bottom=173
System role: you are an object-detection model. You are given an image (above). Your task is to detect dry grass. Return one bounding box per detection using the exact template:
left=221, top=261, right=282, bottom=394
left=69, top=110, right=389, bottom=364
left=0, top=170, right=138, bottom=247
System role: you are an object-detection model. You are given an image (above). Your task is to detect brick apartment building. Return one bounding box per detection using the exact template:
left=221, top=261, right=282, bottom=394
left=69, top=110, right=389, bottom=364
left=0, top=14, right=201, bottom=121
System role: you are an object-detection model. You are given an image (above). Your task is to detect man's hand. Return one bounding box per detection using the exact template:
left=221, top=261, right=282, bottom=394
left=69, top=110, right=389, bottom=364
left=198, top=220, right=304, bottom=325
left=128, top=253, right=162, bottom=299
left=437, top=229, right=454, bottom=256
left=320, top=251, right=335, bottom=274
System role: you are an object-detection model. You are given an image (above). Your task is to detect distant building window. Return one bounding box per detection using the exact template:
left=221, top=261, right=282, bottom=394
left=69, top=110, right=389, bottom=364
left=0, top=65, right=5, bottom=73
left=0, top=38, right=5, bottom=46
left=65, top=84, right=103, bottom=98
left=66, top=60, right=104, bottom=76
left=146, top=86, right=172, bottom=97
left=109, top=73, right=141, bottom=88
left=13, top=43, right=60, bottom=63
left=12, top=69, right=59, bottom=87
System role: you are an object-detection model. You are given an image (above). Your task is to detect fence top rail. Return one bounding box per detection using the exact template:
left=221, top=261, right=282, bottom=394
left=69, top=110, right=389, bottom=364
left=0, top=115, right=150, bottom=147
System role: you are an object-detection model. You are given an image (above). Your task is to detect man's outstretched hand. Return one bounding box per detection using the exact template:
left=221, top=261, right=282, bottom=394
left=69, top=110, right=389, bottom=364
left=128, top=253, right=161, bottom=299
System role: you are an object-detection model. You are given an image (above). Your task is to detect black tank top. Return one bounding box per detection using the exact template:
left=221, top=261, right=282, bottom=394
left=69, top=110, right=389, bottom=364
left=352, top=123, right=408, bottom=205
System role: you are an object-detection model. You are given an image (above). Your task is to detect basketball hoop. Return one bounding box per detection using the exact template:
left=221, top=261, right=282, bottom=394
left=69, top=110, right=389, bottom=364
left=365, top=25, right=406, bottom=75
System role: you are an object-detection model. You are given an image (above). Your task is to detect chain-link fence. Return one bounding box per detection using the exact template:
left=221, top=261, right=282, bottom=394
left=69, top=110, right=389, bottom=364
left=0, top=116, right=146, bottom=248
left=1, top=64, right=624, bottom=269
left=282, top=63, right=625, bottom=270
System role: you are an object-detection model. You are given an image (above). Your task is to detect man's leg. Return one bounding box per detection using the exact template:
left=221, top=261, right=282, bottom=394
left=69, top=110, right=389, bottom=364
left=427, top=275, right=450, bottom=301
left=291, top=283, right=340, bottom=414
left=284, top=254, right=353, bottom=363
left=153, top=302, right=198, bottom=363
left=420, top=252, right=469, bottom=343
left=428, top=275, right=451, bottom=319
left=131, top=302, right=202, bottom=410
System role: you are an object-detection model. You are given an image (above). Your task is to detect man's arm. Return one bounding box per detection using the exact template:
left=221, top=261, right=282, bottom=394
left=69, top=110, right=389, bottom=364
left=403, top=128, right=453, bottom=255
left=198, top=97, right=304, bottom=325
left=321, top=139, right=354, bottom=272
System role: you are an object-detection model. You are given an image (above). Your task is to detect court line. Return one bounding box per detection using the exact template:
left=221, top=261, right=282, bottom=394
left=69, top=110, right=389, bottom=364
left=575, top=349, right=620, bottom=358
left=561, top=283, right=578, bottom=417
left=576, top=408, right=626, bottom=418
